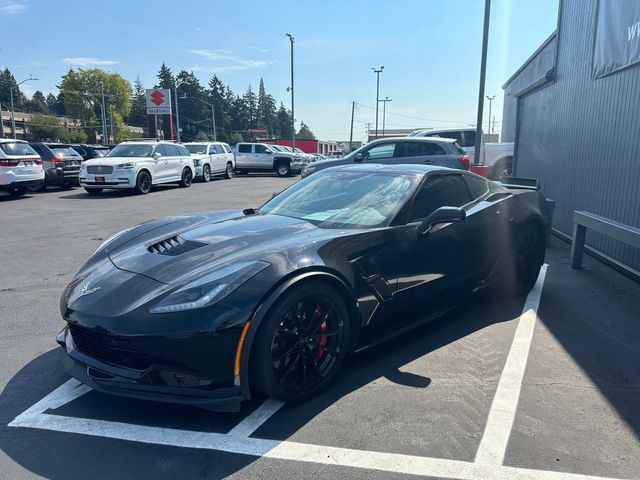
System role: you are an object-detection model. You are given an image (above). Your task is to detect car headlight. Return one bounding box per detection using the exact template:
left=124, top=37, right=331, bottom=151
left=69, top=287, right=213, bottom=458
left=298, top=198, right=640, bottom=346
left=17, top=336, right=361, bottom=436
left=116, top=162, right=135, bottom=169
left=149, top=261, right=270, bottom=314
left=80, top=163, right=87, bottom=170
left=94, top=226, right=134, bottom=254
left=193, top=159, right=201, bottom=166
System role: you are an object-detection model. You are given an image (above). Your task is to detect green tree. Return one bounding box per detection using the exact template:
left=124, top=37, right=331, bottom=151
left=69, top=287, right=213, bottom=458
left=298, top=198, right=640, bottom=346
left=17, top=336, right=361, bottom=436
left=28, top=114, right=68, bottom=142
left=156, top=63, right=175, bottom=90
left=297, top=121, right=315, bottom=140
left=0, top=68, right=27, bottom=112
left=46, top=93, right=65, bottom=116
left=128, top=77, right=147, bottom=127
left=26, top=90, right=48, bottom=113
left=277, top=102, right=293, bottom=138
left=175, top=70, right=207, bottom=141
left=59, top=68, right=132, bottom=132
left=257, top=78, right=277, bottom=137
left=243, top=85, right=257, bottom=128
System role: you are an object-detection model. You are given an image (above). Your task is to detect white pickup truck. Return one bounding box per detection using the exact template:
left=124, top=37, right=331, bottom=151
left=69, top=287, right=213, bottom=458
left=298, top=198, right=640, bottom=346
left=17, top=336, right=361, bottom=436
left=234, top=143, right=303, bottom=177
left=408, top=128, right=513, bottom=179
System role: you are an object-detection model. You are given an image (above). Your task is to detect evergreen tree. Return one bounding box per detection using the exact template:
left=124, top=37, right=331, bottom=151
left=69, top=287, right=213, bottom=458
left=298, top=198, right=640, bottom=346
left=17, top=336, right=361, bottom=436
left=243, top=85, right=258, bottom=129
left=297, top=121, right=316, bottom=139
left=128, top=78, right=147, bottom=127
left=27, top=90, right=48, bottom=113
left=46, top=92, right=65, bottom=116
left=257, top=78, right=277, bottom=137
left=207, top=75, right=231, bottom=142
left=156, top=63, right=175, bottom=90
left=0, top=68, right=27, bottom=112
left=277, top=102, right=293, bottom=138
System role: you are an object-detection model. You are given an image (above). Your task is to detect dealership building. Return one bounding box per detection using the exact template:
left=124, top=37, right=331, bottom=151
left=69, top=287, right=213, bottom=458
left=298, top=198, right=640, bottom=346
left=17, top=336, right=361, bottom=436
left=502, top=0, right=640, bottom=276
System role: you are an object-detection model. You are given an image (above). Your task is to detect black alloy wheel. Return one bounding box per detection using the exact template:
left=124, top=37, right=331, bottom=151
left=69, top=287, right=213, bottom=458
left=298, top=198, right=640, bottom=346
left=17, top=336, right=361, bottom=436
left=225, top=162, right=233, bottom=179
left=251, top=282, right=350, bottom=402
left=7, top=186, right=27, bottom=197
left=202, top=164, right=211, bottom=182
left=135, top=171, right=152, bottom=195
left=509, top=224, right=546, bottom=296
left=179, top=167, right=193, bottom=188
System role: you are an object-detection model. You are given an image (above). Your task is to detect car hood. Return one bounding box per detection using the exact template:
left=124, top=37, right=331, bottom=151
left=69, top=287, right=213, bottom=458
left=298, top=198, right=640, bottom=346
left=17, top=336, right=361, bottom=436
left=106, top=210, right=349, bottom=285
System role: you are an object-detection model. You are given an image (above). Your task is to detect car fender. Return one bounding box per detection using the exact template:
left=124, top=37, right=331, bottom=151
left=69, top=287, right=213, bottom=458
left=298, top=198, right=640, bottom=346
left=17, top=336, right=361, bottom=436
left=237, top=268, right=359, bottom=400
left=272, top=156, right=291, bottom=168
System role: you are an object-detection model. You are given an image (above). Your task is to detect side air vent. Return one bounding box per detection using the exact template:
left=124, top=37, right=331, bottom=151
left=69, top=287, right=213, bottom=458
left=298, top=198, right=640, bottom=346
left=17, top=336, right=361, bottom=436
left=147, top=235, right=206, bottom=256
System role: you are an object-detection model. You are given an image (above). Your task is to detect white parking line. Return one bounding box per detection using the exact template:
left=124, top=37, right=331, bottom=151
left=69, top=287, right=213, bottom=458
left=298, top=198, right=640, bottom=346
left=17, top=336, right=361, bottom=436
left=9, top=264, right=629, bottom=479
left=475, top=264, right=548, bottom=466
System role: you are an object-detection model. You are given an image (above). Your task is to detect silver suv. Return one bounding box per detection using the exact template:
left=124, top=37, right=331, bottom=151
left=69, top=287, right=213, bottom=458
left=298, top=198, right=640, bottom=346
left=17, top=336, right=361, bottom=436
left=301, top=137, right=470, bottom=178
left=234, top=143, right=303, bottom=177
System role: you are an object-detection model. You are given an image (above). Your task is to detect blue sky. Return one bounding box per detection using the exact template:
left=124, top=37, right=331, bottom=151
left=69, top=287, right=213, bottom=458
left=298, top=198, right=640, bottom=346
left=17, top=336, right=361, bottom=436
left=1, top=0, right=558, bottom=142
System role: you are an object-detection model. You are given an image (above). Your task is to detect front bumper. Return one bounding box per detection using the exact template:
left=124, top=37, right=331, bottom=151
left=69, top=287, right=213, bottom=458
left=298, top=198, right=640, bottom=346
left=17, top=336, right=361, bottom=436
left=290, top=162, right=303, bottom=173
left=79, top=170, right=136, bottom=189
left=58, top=323, right=245, bottom=411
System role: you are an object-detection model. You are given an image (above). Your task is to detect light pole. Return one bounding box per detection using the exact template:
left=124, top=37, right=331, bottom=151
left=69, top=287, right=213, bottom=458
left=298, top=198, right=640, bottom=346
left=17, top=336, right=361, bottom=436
left=379, top=97, right=392, bottom=137
left=99, top=80, right=107, bottom=144
left=371, top=66, right=384, bottom=139
left=486, top=95, right=495, bottom=135
left=175, top=80, right=185, bottom=142
left=10, top=76, right=38, bottom=139
left=473, top=0, right=492, bottom=165
left=181, top=95, right=216, bottom=141
left=285, top=33, right=295, bottom=150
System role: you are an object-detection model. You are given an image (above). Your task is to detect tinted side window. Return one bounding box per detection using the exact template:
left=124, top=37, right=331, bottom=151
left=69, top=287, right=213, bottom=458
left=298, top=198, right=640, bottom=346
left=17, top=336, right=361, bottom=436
left=165, top=144, right=180, bottom=156
left=209, top=145, right=217, bottom=154
left=155, top=144, right=168, bottom=156
left=213, top=144, right=224, bottom=154
left=431, top=143, right=446, bottom=154
left=255, top=144, right=270, bottom=154
left=176, top=145, right=190, bottom=156
left=462, top=130, right=476, bottom=148
left=403, top=142, right=434, bottom=156
left=223, top=144, right=232, bottom=153
left=464, top=174, right=489, bottom=199
left=238, top=144, right=251, bottom=153
left=408, top=174, right=472, bottom=222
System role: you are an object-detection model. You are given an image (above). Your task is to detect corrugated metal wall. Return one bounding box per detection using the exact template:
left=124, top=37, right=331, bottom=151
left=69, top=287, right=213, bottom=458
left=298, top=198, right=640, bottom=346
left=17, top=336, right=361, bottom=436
left=515, top=0, right=640, bottom=271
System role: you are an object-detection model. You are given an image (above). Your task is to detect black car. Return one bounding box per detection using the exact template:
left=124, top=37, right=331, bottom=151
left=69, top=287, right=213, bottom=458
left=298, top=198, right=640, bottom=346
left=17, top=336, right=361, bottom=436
left=29, top=143, right=83, bottom=189
left=69, top=144, right=110, bottom=161
left=57, top=164, right=547, bottom=411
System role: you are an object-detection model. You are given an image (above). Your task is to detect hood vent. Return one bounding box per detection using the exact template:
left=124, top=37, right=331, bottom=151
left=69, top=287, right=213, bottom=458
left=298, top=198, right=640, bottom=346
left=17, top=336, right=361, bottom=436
left=147, top=235, right=206, bottom=256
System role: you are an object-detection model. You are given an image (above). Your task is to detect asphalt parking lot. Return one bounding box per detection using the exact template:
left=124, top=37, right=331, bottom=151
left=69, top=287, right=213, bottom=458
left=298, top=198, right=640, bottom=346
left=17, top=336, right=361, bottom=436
left=1, top=177, right=639, bottom=480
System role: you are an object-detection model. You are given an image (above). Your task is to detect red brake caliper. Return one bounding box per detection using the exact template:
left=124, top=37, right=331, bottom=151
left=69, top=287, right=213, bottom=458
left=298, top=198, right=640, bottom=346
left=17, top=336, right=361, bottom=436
left=313, top=306, right=328, bottom=362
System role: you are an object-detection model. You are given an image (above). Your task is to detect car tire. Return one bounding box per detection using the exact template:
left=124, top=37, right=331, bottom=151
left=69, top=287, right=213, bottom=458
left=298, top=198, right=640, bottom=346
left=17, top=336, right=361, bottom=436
left=251, top=281, right=351, bottom=403
left=7, top=186, right=27, bottom=197
left=224, top=162, right=233, bottom=179
left=179, top=167, right=193, bottom=188
left=502, top=223, right=546, bottom=297
left=135, top=171, right=152, bottom=195
left=275, top=161, right=291, bottom=177
left=490, top=158, right=513, bottom=180
left=85, top=188, right=103, bottom=195
left=202, top=165, right=211, bottom=182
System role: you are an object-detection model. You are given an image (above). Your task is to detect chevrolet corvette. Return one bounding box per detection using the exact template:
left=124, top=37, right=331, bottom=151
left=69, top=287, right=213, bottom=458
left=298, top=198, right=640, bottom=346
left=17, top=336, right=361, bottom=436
left=57, top=164, right=547, bottom=411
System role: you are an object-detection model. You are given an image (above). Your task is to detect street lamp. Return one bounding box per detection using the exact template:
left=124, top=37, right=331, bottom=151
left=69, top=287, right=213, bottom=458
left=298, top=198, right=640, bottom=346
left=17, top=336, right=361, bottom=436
left=10, top=76, right=38, bottom=139
left=371, top=66, right=384, bottom=138
left=486, top=95, right=495, bottom=135
left=175, top=80, right=186, bottom=142
left=379, top=97, right=392, bottom=137
left=99, top=80, right=107, bottom=144
left=285, top=33, right=295, bottom=150
left=180, top=95, right=217, bottom=141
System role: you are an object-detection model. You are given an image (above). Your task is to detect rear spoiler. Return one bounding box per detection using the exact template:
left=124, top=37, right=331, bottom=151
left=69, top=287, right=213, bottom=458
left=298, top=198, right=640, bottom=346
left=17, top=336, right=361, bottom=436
left=499, top=176, right=539, bottom=191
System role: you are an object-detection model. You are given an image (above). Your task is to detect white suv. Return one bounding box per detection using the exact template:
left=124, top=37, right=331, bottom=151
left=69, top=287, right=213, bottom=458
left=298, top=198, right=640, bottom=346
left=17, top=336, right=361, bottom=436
left=184, top=142, right=234, bottom=181
left=0, top=139, right=44, bottom=197
left=79, top=140, right=195, bottom=195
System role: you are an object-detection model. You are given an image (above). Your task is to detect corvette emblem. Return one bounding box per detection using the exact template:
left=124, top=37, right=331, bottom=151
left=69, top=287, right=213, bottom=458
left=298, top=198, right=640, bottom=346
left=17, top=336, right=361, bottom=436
left=79, top=282, right=100, bottom=297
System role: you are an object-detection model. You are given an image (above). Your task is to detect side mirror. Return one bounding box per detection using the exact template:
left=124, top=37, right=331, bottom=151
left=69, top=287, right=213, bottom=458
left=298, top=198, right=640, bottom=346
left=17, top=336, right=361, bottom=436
left=153, top=152, right=162, bottom=160
left=418, top=207, right=466, bottom=235
left=354, top=153, right=364, bottom=163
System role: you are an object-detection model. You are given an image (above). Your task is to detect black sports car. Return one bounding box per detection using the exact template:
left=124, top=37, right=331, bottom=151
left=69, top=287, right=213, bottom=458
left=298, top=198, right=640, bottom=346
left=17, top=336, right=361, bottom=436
left=57, top=164, right=547, bottom=411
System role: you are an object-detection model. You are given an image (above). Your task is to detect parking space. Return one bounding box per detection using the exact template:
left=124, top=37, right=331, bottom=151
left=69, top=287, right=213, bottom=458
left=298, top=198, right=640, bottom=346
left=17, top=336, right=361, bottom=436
left=1, top=178, right=639, bottom=480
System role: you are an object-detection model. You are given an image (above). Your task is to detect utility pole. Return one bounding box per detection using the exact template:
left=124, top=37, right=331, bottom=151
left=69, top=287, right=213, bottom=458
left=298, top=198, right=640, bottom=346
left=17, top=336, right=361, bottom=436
left=365, top=122, right=372, bottom=142
left=175, top=81, right=184, bottom=142
left=9, top=76, right=38, bottom=139
left=109, top=105, right=115, bottom=143
left=486, top=95, right=495, bottom=135
left=286, top=33, right=295, bottom=150
left=99, top=80, right=107, bottom=144
left=0, top=101, right=4, bottom=138
left=379, top=97, right=392, bottom=137
left=349, top=101, right=355, bottom=152
left=473, top=0, right=492, bottom=165
left=371, top=66, right=384, bottom=139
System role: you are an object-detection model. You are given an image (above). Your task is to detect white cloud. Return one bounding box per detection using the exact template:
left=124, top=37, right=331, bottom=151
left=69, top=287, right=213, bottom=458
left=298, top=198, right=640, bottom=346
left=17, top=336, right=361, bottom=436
left=251, top=46, right=269, bottom=53
left=63, top=57, right=118, bottom=66
left=0, top=1, right=27, bottom=14
left=188, top=49, right=272, bottom=73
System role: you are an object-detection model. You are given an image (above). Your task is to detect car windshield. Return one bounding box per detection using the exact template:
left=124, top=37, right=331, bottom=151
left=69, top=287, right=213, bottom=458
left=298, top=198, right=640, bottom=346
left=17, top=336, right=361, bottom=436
left=93, top=149, right=109, bottom=157
left=185, top=144, right=207, bottom=154
left=51, top=147, right=80, bottom=157
left=106, top=144, right=153, bottom=157
left=0, top=142, right=38, bottom=156
left=260, top=171, right=419, bottom=228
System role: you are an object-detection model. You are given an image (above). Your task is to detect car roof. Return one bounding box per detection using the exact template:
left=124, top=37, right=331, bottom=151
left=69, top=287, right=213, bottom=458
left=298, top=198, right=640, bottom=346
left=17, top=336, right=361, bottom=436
left=323, top=163, right=454, bottom=175
left=0, top=138, right=27, bottom=144
left=370, top=136, right=457, bottom=144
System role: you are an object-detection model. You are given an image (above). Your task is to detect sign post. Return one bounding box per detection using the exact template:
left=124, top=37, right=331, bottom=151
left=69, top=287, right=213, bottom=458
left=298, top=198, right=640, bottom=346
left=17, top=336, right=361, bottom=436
left=146, top=89, right=173, bottom=140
